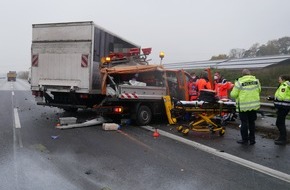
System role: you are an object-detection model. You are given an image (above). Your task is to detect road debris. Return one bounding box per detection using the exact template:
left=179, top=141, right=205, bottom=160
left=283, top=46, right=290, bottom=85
left=51, top=135, right=59, bottom=139
left=102, top=123, right=120, bottom=131
left=56, top=116, right=111, bottom=129
left=85, top=170, right=92, bottom=175
left=59, top=117, right=77, bottom=125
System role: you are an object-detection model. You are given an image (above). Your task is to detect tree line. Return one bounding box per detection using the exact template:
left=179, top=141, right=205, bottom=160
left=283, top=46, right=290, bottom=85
left=210, top=36, right=290, bottom=60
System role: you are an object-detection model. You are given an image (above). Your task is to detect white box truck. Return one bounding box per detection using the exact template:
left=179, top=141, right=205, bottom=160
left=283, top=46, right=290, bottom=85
left=31, top=21, right=139, bottom=111
left=31, top=21, right=190, bottom=125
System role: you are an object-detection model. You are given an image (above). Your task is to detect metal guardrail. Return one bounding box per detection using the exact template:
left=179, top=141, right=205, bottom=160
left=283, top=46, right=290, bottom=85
left=259, top=86, right=290, bottom=116
left=260, top=102, right=276, bottom=115
left=259, top=103, right=290, bottom=118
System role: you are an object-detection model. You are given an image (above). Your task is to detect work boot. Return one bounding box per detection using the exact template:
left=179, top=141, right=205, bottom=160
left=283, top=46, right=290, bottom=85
left=275, top=138, right=282, bottom=143
left=249, top=140, right=256, bottom=145
left=237, top=140, right=248, bottom=145
left=275, top=134, right=287, bottom=145
left=274, top=140, right=287, bottom=145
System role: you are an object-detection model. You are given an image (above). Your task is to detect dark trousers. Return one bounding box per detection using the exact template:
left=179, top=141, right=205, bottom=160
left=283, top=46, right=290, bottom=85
left=239, top=110, right=257, bottom=141
left=276, top=108, right=290, bottom=140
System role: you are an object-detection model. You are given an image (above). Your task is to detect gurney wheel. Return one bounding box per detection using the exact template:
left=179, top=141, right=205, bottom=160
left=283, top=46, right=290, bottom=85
left=182, top=128, right=190, bottom=136
left=221, top=121, right=227, bottom=126
left=177, top=125, right=183, bottom=132
left=219, top=129, right=225, bottom=136
left=209, top=125, right=215, bottom=134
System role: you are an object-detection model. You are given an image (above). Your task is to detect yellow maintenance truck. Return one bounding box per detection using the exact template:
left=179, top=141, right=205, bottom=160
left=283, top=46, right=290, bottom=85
left=7, top=71, right=17, bottom=81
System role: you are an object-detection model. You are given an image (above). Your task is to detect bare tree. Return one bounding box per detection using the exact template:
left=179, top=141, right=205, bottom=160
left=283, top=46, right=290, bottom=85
left=210, top=54, right=228, bottom=60
left=243, top=43, right=260, bottom=58
left=229, top=48, right=246, bottom=59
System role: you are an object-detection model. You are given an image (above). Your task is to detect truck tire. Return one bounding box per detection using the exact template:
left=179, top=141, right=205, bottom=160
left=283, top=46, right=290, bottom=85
left=136, top=105, right=152, bottom=126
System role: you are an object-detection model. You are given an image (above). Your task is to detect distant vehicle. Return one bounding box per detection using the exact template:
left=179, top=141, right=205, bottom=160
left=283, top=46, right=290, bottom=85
left=7, top=71, right=17, bottom=81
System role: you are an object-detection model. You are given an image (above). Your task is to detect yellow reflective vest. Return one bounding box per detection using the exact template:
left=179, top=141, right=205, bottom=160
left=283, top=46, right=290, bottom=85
left=274, top=80, right=290, bottom=108
left=230, top=75, right=261, bottom=112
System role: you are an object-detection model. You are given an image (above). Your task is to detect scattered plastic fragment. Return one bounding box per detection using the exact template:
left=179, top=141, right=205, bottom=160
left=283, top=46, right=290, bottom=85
left=102, top=123, right=120, bottom=131
left=85, top=170, right=92, bottom=175
left=51, top=135, right=59, bottom=139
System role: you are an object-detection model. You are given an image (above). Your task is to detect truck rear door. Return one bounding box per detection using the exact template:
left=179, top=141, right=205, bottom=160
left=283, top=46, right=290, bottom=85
left=31, top=22, right=93, bottom=93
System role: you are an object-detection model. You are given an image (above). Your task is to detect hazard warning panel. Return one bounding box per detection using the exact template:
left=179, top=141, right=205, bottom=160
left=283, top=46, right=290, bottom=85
left=81, top=54, right=89, bottom=67
left=119, top=93, right=139, bottom=99
left=32, top=54, right=39, bottom=67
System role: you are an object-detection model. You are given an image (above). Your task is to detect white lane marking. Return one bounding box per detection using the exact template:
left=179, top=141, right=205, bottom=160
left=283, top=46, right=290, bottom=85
left=13, top=108, right=21, bottom=129
left=141, top=126, right=290, bottom=184
left=12, top=91, right=14, bottom=96
left=13, top=108, right=23, bottom=148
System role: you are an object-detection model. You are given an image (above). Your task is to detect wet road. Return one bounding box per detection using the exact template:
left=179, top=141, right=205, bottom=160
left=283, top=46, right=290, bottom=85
left=0, top=79, right=290, bottom=190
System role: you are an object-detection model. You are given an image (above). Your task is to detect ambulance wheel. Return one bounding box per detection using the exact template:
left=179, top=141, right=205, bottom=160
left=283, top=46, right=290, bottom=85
left=136, top=105, right=152, bottom=126
left=177, top=126, right=183, bottom=132
left=219, top=129, right=225, bottom=136
left=182, top=128, right=190, bottom=136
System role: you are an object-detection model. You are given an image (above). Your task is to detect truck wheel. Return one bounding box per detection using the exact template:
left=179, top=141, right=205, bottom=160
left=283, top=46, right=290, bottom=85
left=136, top=105, right=152, bottom=126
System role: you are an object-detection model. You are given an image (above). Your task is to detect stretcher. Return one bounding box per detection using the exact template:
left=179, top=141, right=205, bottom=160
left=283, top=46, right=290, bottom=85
left=170, top=100, right=236, bottom=136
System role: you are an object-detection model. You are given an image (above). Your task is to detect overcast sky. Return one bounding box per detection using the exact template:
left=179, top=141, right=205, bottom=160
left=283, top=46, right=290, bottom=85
left=1, top=0, right=290, bottom=74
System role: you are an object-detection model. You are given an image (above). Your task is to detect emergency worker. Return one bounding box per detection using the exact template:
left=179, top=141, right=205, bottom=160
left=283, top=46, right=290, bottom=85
left=188, top=78, right=198, bottom=100
left=270, top=75, right=290, bottom=145
left=230, top=69, right=261, bottom=145
left=196, top=72, right=211, bottom=95
left=188, top=72, right=199, bottom=100
left=214, top=72, right=234, bottom=100
left=190, top=72, right=199, bottom=82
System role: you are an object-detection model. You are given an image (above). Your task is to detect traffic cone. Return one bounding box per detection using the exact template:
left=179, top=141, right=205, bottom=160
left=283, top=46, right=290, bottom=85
left=153, top=128, right=160, bottom=138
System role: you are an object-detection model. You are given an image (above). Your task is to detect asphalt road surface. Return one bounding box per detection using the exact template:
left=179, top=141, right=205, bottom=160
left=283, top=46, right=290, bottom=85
left=0, top=79, right=290, bottom=190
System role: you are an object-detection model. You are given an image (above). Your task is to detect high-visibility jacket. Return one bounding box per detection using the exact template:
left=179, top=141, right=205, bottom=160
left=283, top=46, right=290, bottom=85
left=274, top=80, right=290, bottom=109
left=230, top=75, right=261, bottom=112
left=214, top=78, right=234, bottom=99
left=196, top=78, right=211, bottom=93
left=188, top=81, right=198, bottom=100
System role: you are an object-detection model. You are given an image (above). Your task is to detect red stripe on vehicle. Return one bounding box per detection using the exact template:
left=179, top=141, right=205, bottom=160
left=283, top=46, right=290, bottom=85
left=132, top=93, right=138, bottom=99
left=32, top=54, right=38, bottom=67
left=120, top=93, right=139, bottom=99
left=81, top=54, right=88, bottom=67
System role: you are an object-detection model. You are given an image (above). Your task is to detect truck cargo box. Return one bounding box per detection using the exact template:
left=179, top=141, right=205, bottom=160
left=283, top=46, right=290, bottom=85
left=31, top=21, right=139, bottom=94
